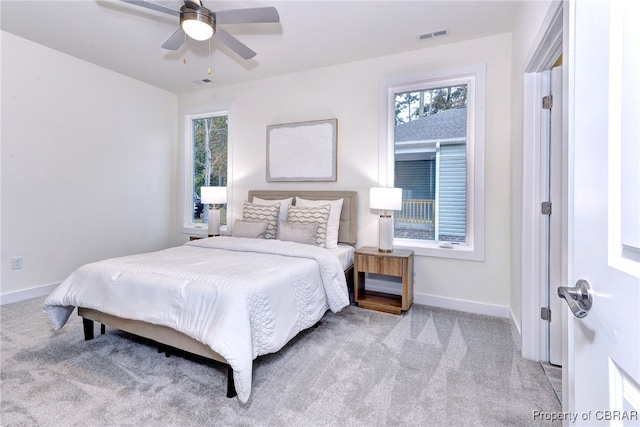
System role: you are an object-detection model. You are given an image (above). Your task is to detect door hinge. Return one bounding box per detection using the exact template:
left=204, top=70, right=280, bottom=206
left=541, top=307, right=551, bottom=321
left=541, top=201, right=552, bottom=215
left=542, top=95, right=553, bottom=109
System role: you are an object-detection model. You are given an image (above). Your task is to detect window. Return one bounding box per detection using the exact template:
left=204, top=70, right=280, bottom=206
left=182, top=110, right=229, bottom=233
left=379, top=65, right=485, bottom=260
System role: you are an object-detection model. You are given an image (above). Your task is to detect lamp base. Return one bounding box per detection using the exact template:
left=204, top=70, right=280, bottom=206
left=208, top=208, right=221, bottom=236
left=378, top=214, right=394, bottom=253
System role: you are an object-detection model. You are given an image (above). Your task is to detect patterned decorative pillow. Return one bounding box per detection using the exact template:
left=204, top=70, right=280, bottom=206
left=242, top=202, right=280, bottom=239
left=278, top=221, right=319, bottom=245
left=295, top=197, right=344, bottom=249
left=287, top=204, right=331, bottom=247
left=232, top=220, right=268, bottom=239
left=252, top=197, right=293, bottom=226
left=252, top=196, right=293, bottom=238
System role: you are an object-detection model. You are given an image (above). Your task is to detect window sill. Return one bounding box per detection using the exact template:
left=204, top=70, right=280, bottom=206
left=394, top=238, right=484, bottom=262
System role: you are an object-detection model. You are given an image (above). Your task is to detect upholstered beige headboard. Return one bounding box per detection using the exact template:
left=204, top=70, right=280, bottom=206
left=247, top=190, right=358, bottom=245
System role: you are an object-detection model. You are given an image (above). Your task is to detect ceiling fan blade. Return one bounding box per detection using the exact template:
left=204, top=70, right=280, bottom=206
left=214, top=27, right=256, bottom=60
left=120, top=0, right=180, bottom=17
left=215, top=7, right=280, bottom=25
left=162, top=28, right=185, bottom=50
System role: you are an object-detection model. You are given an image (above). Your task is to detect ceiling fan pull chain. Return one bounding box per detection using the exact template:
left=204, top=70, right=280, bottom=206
left=208, top=38, right=212, bottom=75
left=183, top=31, right=187, bottom=64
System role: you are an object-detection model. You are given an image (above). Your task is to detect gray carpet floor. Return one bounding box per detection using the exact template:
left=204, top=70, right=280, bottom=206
left=1, top=296, right=560, bottom=426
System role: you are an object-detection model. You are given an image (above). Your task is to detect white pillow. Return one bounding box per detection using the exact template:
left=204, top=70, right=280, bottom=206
left=252, top=197, right=293, bottom=234
left=295, top=197, right=343, bottom=249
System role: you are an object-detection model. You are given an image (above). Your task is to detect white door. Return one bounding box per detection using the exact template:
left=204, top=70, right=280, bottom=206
left=564, top=0, right=640, bottom=424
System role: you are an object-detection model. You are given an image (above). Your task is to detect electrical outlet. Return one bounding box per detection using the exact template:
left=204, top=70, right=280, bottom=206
left=12, top=256, right=23, bottom=270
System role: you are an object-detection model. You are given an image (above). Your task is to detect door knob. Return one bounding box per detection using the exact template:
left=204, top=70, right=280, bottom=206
left=557, top=279, right=593, bottom=318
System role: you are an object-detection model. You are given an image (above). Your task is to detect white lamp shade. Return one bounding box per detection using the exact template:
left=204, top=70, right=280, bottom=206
left=200, top=186, right=227, bottom=205
left=369, top=187, right=402, bottom=211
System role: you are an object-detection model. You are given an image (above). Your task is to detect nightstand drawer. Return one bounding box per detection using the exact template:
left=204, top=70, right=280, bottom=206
left=356, top=254, right=405, bottom=276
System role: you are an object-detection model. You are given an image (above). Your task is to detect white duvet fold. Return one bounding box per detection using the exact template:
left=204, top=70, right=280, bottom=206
left=43, top=237, right=350, bottom=403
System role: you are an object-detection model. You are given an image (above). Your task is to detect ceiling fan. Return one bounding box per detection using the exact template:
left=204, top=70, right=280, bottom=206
left=120, top=0, right=280, bottom=60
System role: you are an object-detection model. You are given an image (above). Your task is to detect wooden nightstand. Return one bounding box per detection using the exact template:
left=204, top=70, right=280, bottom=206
left=189, top=235, right=217, bottom=241
left=354, top=246, right=414, bottom=315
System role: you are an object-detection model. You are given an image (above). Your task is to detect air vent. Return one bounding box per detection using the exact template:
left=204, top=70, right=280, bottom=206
left=417, top=29, right=449, bottom=41
left=193, top=78, right=214, bottom=85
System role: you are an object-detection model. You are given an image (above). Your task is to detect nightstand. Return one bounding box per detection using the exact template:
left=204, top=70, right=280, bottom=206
left=354, top=246, right=414, bottom=315
left=189, top=235, right=216, bottom=241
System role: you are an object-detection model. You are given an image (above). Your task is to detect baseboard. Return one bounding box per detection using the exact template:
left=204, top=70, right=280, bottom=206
left=0, top=282, right=59, bottom=305
left=510, top=307, right=523, bottom=352
left=510, top=307, right=522, bottom=336
left=414, top=293, right=510, bottom=318
left=365, top=280, right=510, bottom=318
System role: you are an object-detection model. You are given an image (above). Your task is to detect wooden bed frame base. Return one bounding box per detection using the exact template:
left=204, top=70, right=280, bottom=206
left=78, top=307, right=237, bottom=398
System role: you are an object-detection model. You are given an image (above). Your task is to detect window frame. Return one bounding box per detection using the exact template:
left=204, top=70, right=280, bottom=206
left=180, top=106, right=233, bottom=236
left=378, top=64, right=485, bottom=261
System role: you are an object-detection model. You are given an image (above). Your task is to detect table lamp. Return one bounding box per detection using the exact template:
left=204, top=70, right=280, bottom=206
left=370, top=187, right=403, bottom=253
left=200, top=186, right=227, bottom=236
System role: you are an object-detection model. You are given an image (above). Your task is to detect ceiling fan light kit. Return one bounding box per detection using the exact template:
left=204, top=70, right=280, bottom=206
left=180, top=6, right=215, bottom=41
left=121, top=0, right=279, bottom=68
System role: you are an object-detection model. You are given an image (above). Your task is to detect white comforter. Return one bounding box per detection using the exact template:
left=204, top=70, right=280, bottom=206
left=43, top=237, right=350, bottom=402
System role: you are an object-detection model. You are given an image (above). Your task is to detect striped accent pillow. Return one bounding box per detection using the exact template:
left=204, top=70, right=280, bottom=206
left=287, top=204, right=331, bottom=247
left=242, top=202, right=280, bottom=239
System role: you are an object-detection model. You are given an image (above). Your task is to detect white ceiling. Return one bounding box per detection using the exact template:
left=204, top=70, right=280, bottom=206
left=1, top=0, right=520, bottom=94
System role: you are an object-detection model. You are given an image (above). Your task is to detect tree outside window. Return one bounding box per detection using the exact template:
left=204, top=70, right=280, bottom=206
left=192, top=115, right=228, bottom=225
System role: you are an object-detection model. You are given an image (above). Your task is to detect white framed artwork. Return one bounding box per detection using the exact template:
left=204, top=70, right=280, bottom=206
left=266, top=118, right=337, bottom=182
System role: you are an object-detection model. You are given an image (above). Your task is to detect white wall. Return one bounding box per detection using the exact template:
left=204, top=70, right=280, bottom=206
left=179, top=33, right=513, bottom=316
left=509, top=0, right=557, bottom=333
left=1, top=31, right=179, bottom=302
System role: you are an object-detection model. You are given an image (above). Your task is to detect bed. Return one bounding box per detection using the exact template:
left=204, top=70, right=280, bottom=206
left=43, top=190, right=357, bottom=403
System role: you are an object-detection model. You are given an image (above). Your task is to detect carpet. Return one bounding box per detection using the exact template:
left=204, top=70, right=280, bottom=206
left=1, top=297, right=560, bottom=426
